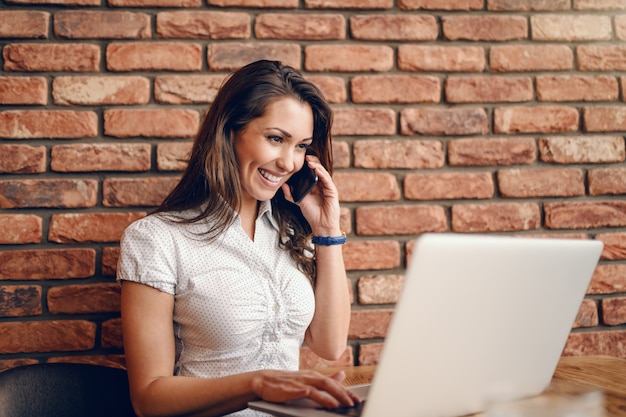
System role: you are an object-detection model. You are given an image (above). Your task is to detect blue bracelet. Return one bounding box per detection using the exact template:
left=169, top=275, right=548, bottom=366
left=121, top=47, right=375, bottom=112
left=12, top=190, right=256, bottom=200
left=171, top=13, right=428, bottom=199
left=312, top=232, right=346, bottom=246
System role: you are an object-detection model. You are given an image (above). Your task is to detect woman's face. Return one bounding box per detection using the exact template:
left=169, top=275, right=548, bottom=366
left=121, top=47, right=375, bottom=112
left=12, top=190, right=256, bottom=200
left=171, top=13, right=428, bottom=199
left=234, top=96, right=314, bottom=208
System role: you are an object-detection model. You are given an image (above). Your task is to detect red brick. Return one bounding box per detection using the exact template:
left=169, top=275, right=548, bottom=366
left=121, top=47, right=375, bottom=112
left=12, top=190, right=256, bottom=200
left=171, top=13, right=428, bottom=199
left=353, top=139, right=444, bottom=169
left=47, top=355, right=126, bottom=369
left=55, top=11, right=150, bottom=39
left=0, top=321, right=96, bottom=354
left=53, top=76, right=150, bottom=105
left=405, top=172, right=494, bottom=200
left=577, top=45, right=626, bottom=71
left=531, top=15, right=611, bottom=41
left=304, top=0, right=393, bottom=8
left=350, top=14, right=437, bottom=41
left=332, top=108, right=396, bottom=136
left=110, top=0, right=201, bottom=5
left=490, top=45, right=573, bottom=72
left=445, top=76, right=533, bottom=103
left=356, top=205, right=447, bottom=235
left=498, top=168, right=585, bottom=198
left=299, top=346, right=353, bottom=369
left=399, top=0, right=482, bottom=9
left=0, top=248, right=95, bottom=280
left=358, top=343, right=383, bottom=366
left=0, top=76, right=47, bottom=105
left=7, top=0, right=99, bottom=4
left=398, top=45, right=485, bottom=72
left=339, top=207, right=352, bottom=235
left=157, top=142, right=192, bottom=171
left=564, top=330, right=626, bottom=357
left=209, top=0, right=296, bottom=6
left=3, top=43, right=100, bottom=72
left=343, top=240, right=401, bottom=271
left=158, top=11, right=250, bottom=39
left=596, top=232, right=626, bottom=260
left=348, top=309, right=393, bottom=339
left=351, top=75, right=440, bottom=104
left=49, top=212, right=144, bottom=243
left=306, top=75, right=347, bottom=104
left=0, top=144, right=46, bottom=174
left=47, top=283, right=121, bottom=314
left=0, top=110, right=97, bottom=139
left=101, top=318, right=123, bottom=349
left=448, top=137, right=536, bottom=166
left=51, top=143, right=151, bottom=172
left=0, top=358, right=39, bottom=373
left=588, top=264, right=626, bottom=295
left=401, top=107, right=488, bottom=136
left=617, top=15, right=626, bottom=40
left=536, top=75, right=618, bottom=102
left=545, top=201, right=626, bottom=229
left=0, top=179, right=97, bottom=209
left=0, top=11, right=49, bottom=39
left=601, top=297, right=626, bottom=326
left=0, top=285, right=42, bottom=317
left=573, top=299, right=599, bottom=328
left=102, top=247, right=120, bottom=277
left=155, top=75, right=227, bottom=104
left=357, top=274, right=403, bottom=304
left=494, top=106, right=579, bottom=134
left=256, top=13, right=343, bottom=40
left=452, top=202, right=541, bottom=233
left=442, top=15, right=527, bottom=41
left=488, top=0, right=570, bottom=10
left=589, top=167, right=626, bottom=196
left=584, top=106, right=626, bottom=132
left=106, top=42, right=202, bottom=71
left=104, top=109, right=199, bottom=138
left=334, top=172, right=400, bottom=202
left=574, top=0, right=626, bottom=9
left=0, top=214, right=42, bottom=244
left=539, top=136, right=625, bottom=164
left=208, top=43, right=301, bottom=71
left=304, top=45, right=393, bottom=72
left=103, top=177, right=180, bottom=207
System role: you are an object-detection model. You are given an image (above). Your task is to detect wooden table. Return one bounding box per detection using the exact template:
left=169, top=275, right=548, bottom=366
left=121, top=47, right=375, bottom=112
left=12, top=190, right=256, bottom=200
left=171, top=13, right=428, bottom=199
left=318, top=355, right=626, bottom=416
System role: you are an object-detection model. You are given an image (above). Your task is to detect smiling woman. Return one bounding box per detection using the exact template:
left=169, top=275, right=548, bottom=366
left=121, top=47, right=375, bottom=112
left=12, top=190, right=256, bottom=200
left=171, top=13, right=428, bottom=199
left=116, top=60, right=357, bottom=417
left=234, top=97, right=314, bottom=227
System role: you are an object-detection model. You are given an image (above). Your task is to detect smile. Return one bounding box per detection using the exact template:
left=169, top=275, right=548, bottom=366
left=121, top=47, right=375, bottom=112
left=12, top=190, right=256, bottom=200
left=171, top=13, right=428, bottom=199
left=259, top=168, right=282, bottom=184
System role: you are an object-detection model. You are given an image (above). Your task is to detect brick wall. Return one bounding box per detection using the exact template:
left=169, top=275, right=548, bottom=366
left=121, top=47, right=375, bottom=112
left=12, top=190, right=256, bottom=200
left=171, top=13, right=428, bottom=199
left=1, top=0, right=626, bottom=371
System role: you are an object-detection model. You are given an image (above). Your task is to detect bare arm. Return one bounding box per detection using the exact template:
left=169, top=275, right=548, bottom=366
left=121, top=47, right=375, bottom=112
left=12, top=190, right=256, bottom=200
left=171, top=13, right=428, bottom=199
left=288, top=156, right=352, bottom=361
left=121, top=281, right=357, bottom=417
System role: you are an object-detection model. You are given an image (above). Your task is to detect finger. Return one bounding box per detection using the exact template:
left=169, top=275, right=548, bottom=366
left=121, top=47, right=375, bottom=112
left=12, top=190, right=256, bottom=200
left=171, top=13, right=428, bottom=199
left=305, top=375, right=356, bottom=408
left=281, top=182, right=294, bottom=203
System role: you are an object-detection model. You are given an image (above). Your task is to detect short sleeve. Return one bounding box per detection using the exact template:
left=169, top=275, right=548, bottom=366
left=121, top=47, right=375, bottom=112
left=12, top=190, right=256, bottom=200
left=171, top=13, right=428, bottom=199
left=117, top=217, right=178, bottom=295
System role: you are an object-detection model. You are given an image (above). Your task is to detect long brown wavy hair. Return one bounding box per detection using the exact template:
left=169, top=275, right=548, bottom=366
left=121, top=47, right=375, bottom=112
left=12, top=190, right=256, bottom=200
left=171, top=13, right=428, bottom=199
left=154, top=60, right=334, bottom=285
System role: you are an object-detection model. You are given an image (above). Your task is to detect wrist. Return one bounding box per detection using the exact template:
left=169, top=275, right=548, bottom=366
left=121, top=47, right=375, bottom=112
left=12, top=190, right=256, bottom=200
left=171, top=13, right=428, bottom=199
left=312, top=231, right=346, bottom=246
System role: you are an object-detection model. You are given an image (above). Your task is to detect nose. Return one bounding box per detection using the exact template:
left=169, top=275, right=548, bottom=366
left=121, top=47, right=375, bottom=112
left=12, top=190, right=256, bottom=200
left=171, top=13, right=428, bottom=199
left=276, top=148, right=298, bottom=173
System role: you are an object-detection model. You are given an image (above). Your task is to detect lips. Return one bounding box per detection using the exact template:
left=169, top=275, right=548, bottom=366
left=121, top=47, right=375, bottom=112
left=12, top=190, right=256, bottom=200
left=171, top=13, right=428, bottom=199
left=258, top=168, right=282, bottom=184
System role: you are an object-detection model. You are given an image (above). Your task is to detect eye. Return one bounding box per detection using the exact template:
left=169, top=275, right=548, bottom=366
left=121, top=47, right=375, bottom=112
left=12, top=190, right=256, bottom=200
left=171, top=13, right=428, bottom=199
left=267, top=135, right=283, bottom=143
left=297, top=143, right=310, bottom=151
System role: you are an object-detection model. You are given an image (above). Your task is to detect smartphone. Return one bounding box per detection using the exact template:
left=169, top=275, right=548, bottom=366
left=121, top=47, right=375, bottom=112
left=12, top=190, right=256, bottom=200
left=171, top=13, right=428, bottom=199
left=287, top=163, right=318, bottom=204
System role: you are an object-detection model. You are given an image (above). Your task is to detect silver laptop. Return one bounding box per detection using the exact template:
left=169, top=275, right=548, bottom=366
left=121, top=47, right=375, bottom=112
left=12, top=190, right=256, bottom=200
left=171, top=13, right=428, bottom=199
left=249, top=233, right=603, bottom=417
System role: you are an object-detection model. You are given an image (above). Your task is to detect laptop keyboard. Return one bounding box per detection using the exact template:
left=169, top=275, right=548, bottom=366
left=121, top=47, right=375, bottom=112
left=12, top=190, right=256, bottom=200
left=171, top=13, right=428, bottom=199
left=326, top=400, right=366, bottom=417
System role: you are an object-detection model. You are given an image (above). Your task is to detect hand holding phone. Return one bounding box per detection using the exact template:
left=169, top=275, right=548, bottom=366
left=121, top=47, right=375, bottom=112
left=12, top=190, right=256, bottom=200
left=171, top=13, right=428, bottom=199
left=286, top=163, right=318, bottom=204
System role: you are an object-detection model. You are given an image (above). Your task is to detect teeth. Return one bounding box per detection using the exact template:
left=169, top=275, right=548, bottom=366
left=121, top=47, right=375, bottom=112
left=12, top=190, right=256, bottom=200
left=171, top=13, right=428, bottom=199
left=259, top=168, right=281, bottom=183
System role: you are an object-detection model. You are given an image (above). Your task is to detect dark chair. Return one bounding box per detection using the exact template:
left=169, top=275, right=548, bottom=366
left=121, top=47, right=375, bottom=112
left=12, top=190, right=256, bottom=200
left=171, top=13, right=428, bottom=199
left=0, top=362, right=136, bottom=417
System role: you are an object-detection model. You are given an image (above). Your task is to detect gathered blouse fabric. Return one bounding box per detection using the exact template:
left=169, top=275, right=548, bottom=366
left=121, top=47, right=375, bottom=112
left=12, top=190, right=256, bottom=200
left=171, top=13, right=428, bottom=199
left=117, top=201, right=316, bottom=416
